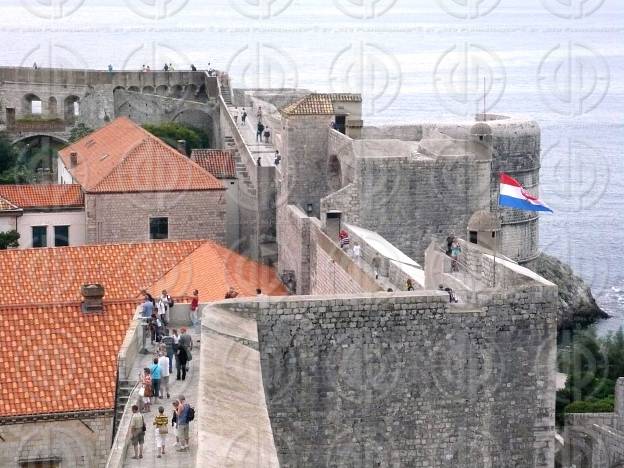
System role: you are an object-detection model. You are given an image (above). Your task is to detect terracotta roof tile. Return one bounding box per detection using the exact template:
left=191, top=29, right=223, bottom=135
left=0, top=240, right=287, bottom=418
left=0, top=195, right=19, bottom=212
left=0, top=300, right=136, bottom=417
left=190, top=150, right=237, bottom=179
left=0, top=184, right=83, bottom=209
left=0, top=240, right=204, bottom=305
left=58, top=117, right=224, bottom=193
left=149, top=242, right=288, bottom=301
left=281, top=93, right=362, bottom=116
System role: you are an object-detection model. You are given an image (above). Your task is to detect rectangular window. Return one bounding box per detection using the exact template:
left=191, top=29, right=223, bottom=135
left=149, top=217, right=168, bottom=240
left=54, top=225, right=69, bottom=247
left=32, top=226, right=47, bottom=248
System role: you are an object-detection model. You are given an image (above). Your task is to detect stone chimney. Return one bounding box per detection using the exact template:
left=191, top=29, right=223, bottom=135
left=81, top=284, right=104, bottom=314
left=70, top=151, right=78, bottom=168
left=176, top=140, right=187, bottom=156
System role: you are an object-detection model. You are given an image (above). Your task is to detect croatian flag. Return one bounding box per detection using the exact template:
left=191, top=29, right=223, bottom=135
left=499, top=173, right=553, bottom=213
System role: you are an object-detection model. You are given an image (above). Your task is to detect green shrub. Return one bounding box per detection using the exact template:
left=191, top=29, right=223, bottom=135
left=565, top=398, right=614, bottom=414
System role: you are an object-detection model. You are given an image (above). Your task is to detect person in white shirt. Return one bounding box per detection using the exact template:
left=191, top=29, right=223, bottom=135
left=232, top=107, right=239, bottom=125
left=158, top=290, right=172, bottom=325
left=158, top=350, right=170, bottom=399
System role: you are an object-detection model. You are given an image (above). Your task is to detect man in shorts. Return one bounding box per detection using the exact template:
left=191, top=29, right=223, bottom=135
left=129, top=405, right=145, bottom=459
left=176, top=395, right=191, bottom=451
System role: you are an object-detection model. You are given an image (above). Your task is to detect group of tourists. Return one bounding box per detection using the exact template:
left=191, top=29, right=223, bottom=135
left=129, top=394, right=195, bottom=459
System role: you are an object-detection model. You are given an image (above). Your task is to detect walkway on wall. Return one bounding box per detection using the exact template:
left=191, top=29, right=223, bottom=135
left=228, top=105, right=279, bottom=168
left=122, top=326, right=201, bottom=468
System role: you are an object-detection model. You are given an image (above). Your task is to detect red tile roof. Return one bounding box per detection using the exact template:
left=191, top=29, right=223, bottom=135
left=58, top=117, right=224, bottom=193
left=0, top=240, right=204, bottom=305
left=149, top=242, right=288, bottom=301
left=191, top=150, right=237, bottom=179
left=0, top=300, right=136, bottom=417
left=0, top=195, right=19, bottom=212
left=281, top=93, right=362, bottom=116
left=0, top=240, right=287, bottom=418
left=0, top=184, right=84, bottom=210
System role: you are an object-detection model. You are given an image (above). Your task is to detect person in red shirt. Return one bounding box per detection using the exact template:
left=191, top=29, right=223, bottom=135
left=190, top=290, right=199, bottom=326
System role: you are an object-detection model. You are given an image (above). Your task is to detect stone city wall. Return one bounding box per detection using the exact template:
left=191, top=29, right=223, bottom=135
left=84, top=191, right=225, bottom=245
left=0, top=415, right=114, bottom=468
left=255, top=287, right=557, bottom=467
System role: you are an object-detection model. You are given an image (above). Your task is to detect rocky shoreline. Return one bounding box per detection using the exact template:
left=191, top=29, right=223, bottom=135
left=530, top=253, right=609, bottom=330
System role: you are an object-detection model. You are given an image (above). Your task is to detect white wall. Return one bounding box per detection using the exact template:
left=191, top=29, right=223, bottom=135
left=58, top=158, right=74, bottom=184
left=18, top=210, right=86, bottom=248
left=0, top=215, right=18, bottom=233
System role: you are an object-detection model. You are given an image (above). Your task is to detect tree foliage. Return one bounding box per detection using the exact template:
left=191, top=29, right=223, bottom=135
left=143, top=122, right=209, bottom=154
left=0, top=230, right=20, bottom=249
left=0, top=132, right=18, bottom=174
left=69, top=123, right=94, bottom=143
left=557, top=328, right=624, bottom=426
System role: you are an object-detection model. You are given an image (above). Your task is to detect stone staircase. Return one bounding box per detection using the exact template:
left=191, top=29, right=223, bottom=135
left=224, top=135, right=256, bottom=197
left=220, top=83, right=233, bottom=105
left=113, top=379, right=136, bottom=438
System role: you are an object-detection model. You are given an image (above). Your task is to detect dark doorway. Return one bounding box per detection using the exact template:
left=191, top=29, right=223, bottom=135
left=335, top=115, right=346, bottom=134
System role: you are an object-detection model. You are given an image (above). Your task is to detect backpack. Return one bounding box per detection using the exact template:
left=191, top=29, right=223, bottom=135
left=167, top=295, right=174, bottom=307
left=187, top=406, right=195, bottom=422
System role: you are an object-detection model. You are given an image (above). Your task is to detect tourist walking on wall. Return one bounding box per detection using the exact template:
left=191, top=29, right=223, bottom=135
left=176, top=328, right=192, bottom=380
left=263, top=127, right=271, bottom=144
left=141, top=368, right=153, bottom=412
left=129, top=405, right=145, bottom=459
left=339, top=229, right=350, bottom=250
left=241, top=109, right=247, bottom=126
left=256, top=121, right=265, bottom=142
left=150, top=357, right=161, bottom=403
left=274, top=150, right=281, bottom=166
left=450, top=239, right=461, bottom=272
left=225, top=287, right=239, bottom=299
left=175, top=395, right=194, bottom=451
left=232, top=107, right=239, bottom=125
left=191, top=64, right=197, bottom=71
left=164, top=63, right=169, bottom=71
left=141, top=295, right=154, bottom=319
left=161, top=333, right=175, bottom=374
left=190, top=289, right=199, bottom=326
left=406, top=278, right=414, bottom=291
left=256, top=106, right=263, bottom=122
left=172, top=400, right=180, bottom=448
left=153, top=406, right=169, bottom=458
left=158, top=350, right=170, bottom=399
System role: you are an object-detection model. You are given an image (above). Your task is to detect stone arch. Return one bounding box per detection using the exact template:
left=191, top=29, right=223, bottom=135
left=128, top=86, right=140, bottom=93
left=155, top=85, right=168, bottom=96
left=327, top=154, right=343, bottom=193
left=64, top=95, right=80, bottom=123
left=23, top=93, right=42, bottom=115
left=13, top=134, right=68, bottom=182
left=143, top=85, right=154, bottom=94
left=171, top=108, right=214, bottom=148
left=48, top=96, right=58, bottom=116
left=170, top=84, right=184, bottom=99
left=113, top=85, right=125, bottom=93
